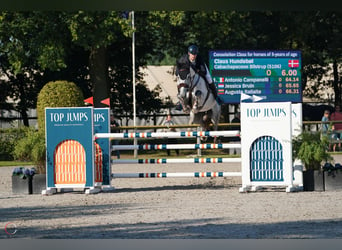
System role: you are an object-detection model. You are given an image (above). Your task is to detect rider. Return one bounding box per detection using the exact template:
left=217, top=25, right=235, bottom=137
left=176, top=44, right=223, bottom=109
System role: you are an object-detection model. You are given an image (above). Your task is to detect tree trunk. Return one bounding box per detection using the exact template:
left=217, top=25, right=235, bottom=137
left=333, top=59, right=340, bottom=106
left=17, top=74, right=29, bottom=126
left=20, top=109, right=29, bottom=127
left=89, top=46, right=110, bottom=108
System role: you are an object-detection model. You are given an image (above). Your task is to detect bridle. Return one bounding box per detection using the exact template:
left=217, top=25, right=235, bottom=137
left=177, top=68, right=199, bottom=92
left=178, top=68, right=211, bottom=110
left=177, top=68, right=190, bottom=91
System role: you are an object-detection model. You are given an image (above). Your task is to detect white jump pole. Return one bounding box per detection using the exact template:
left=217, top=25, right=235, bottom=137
left=111, top=157, right=242, bottom=164
left=95, top=130, right=240, bottom=139
left=112, top=171, right=242, bottom=178
left=112, top=143, right=241, bottom=150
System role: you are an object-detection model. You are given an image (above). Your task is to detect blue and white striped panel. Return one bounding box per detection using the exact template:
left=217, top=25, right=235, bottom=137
left=250, top=136, right=283, bottom=181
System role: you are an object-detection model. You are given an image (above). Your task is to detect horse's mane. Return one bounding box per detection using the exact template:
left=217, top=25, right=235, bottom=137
left=176, top=54, right=189, bottom=67
left=176, top=55, right=190, bottom=80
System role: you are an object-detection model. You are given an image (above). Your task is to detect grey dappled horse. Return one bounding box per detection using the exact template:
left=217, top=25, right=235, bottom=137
left=177, top=67, right=221, bottom=141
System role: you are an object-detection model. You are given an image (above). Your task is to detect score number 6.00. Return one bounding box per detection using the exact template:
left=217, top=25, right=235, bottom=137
left=266, top=69, right=298, bottom=76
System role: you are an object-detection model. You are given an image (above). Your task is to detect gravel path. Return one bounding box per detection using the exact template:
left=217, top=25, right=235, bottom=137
left=1, top=157, right=342, bottom=239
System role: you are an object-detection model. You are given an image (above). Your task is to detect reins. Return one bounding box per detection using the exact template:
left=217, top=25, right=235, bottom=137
left=177, top=71, right=212, bottom=111
left=190, top=74, right=210, bottom=110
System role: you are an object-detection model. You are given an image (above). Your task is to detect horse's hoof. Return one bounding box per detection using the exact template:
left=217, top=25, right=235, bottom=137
left=201, top=136, right=208, bottom=142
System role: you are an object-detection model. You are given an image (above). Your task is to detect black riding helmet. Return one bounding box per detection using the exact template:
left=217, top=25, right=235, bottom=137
left=188, top=45, right=198, bottom=55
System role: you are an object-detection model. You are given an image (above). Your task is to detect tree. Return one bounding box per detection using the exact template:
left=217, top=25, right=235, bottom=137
left=65, top=11, right=133, bottom=107
left=1, top=10, right=342, bottom=126
left=298, top=12, right=342, bottom=105
left=107, top=11, right=166, bottom=117
left=0, top=11, right=70, bottom=126
left=0, top=11, right=165, bottom=125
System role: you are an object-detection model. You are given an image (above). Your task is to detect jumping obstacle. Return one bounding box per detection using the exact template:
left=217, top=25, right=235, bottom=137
left=43, top=106, right=241, bottom=195
left=43, top=107, right=111, bottom=195
left=105, top=130, right=242, bottom=179
left=43, top=103, right=304, bottom=195
left=240, top=102, right=303, bottom=192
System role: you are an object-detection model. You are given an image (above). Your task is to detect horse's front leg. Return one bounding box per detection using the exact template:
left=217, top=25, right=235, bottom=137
left=188, top=110, right=195, bottom=132
left=177, top=87, right=190, bottom=113
left=193, top=90, right=202, bottom=111
left=178, top=97, right=190, bottom=114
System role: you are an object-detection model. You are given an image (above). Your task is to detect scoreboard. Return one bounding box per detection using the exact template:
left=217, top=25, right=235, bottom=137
left=209, top=50, right=302, bottom=103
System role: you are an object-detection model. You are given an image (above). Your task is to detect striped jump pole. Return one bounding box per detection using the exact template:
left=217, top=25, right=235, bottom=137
left=95, top=130, right=240, bottom=139
left=112, top=143, right=241, bottom=151
left=111, top=157, right=242, bottom=164
left=112, top=171, right=242, bottom=178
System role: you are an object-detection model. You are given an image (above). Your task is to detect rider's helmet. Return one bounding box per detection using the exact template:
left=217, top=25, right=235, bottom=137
left=188, top=45, right=199, bottom=55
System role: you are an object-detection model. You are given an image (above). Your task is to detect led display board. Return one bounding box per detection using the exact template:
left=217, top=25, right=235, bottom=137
left=209, top=50, right=302, bottom=103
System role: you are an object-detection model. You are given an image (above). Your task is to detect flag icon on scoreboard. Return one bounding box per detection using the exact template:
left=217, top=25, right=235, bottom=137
left=218, top=89, right=225, bottom=95
left=219, top=77, right=225, bottom=82
left=288, top=59, right=299, bottom=68
left=218, top=83, right=224, bottom=88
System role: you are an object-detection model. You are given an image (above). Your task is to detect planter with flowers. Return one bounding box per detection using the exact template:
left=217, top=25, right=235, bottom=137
left=12, top=167, right=46, bottom=194
left=13, top=128, right=46, bottom=194
left=322, top=162, right=342, bottom=191
left=292, top=131, right=333, bottom=191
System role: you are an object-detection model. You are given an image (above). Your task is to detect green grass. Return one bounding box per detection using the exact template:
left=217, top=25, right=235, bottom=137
left=0, top=161, right=34, bottom=167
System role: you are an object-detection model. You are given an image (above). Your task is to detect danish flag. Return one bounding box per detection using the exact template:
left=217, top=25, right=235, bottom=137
left=288, top=59, right=299, bottom=68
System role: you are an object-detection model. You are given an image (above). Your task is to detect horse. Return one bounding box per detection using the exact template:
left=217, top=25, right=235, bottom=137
left=176, top=66, right=221, bottom=141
